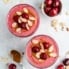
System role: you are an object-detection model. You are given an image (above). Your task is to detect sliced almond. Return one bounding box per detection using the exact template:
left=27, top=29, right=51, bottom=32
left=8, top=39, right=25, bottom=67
left=65, top=66, right=69, bottom=69
left=12, top=22, right=17, bottom=28
left=16, top=28, right=21, bottom=33
left=29, top=16, right=36, bottom=21
left=20, top=17, right=27, bottom=23
left=26, top=24, right=30, bottom=30
left=16, top=11, right=22, bottom=15
left=35, top=52, right=41, bottom=59
left=28, top=20, right=33, bottom=26
left=23, top=8, right=28, bottom=13
left=18, top=17, right=22, bottom=23
left=48, top=45, right=54, bottom=52
left=32, top=39, right=39, bottom=44
left=49, top=52, right=57, bottom=57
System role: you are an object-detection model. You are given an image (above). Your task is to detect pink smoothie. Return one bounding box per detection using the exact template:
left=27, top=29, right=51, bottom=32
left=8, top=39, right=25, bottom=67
left=26, top=35, right=59, bottom=68
left=7, top=4, right=39, bottom=37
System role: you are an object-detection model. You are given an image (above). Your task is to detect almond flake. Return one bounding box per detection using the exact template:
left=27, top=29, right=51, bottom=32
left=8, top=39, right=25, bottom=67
left=65, top=66, right=69, bottom=69
left=12, top=22, right=17, bottom=28
left=26, top=24, right=30, bottom=30
left=51, top=20, right=57, bottom=27
left=18, top=17, right=22, bottom=23
left=29, top=16, right=35, bottom=21
left=32, top=39, right=39, bottom=44
left=23, top=8, right=28, bottom=13
left=28, top=20, right=33, bottom=26
left=49, top=52, right=57, bottom=57
left=35, top=52, right=41, bottom=59
left=48, top=45, right=54, bottom=52
left=16, top=28, right=21, bottom=33
left=16, top=11, right=22, bottom=15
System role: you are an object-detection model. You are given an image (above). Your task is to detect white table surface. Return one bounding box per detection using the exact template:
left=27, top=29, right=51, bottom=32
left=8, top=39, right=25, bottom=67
left=0, top=0, right=69, bottom=69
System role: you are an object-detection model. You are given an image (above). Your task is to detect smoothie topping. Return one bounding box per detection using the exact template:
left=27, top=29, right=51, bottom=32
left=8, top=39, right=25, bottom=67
left=12, top=8, right=36, bottom=33
left=31, top=39, right=57, bottom=61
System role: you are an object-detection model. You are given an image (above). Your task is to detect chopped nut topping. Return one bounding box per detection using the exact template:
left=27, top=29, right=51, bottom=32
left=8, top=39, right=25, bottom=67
left=12, top=22, right=17, bottom=28
left=48, top=45, right=54, bottom=52
left=35, top=52, right=41, bottom=59
left=16, top=11, right=22, bottom=16
left=49, top=52, right=57, bottom=57
left=29, top=16, right=35, bottom=21
left=26, top=24, right=30, bottom=30
left=23, top=8, right=28, bottom=13
left=28, top=20, right=33, bottom=26
left=16, top=28, right=21, bottom=33
left=32, top=39, right=39, bottom=44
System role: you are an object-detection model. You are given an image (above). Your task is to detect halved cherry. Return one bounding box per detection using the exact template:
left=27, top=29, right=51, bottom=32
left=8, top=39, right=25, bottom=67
left=13, top=15, right=20, bottom=22
left=43, top=42, right=50, bottom=49
left=8, top=64, right=16, bottom=69
left=40, top=53, right=47, bottom=60
left=57, top=64, right=64, bottom=69
left=22, top=13, right=29, bottom=19
left=32, top=46, right=40, bottom=53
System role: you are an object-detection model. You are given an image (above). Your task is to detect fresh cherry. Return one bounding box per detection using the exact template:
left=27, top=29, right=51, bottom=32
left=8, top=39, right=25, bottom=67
left=13, top=15, right=20, bottom=22
left=43, top=42, right=50, bottom=49
left=22, top=13, right=29, bottom=19
left=44, top=6, right=51, bottom=14
left=40, top=53, right=47, bottom=60
left=53, top=0, right=61, bottom=7
left=63, top=58, right=69, bottom=66
left=49, top=8, right=58, bottom=16
left=18, top=22, right=27, bottom=30
left=44, top=0, right=53, bottom=6
left=32, top=46, right=40, bottom=53
left=57, top=64, right=64, bottom=69
left=8, top=64, right=16, bottom=69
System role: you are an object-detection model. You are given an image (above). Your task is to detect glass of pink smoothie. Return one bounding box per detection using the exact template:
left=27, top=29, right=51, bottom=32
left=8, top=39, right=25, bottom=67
left=7, top=4, right=39, bottom=37
left=26, top=35, right=59, bottom=68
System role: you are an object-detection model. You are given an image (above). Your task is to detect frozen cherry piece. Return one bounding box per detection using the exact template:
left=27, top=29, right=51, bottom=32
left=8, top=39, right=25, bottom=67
left=32, top=46, right=40, bottom=53
left=8, top=64, right=16, bottom=69
left=49, top=7, right=58, bottom=16
left=40, top=53, right=47, bottom=60
left=22, top=13, right=29, bottom=19
left=43, top=42, right=50, bottom=49
left=63, top=58, right=69, bottom=66
left=44, top=0, right=53, bottom=6
left=57, top=64, right=64, bottom=69
left=13, top=15, right=20, bottom=22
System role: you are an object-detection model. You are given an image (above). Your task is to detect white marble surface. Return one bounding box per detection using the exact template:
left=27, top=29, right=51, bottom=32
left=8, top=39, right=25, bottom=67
left=0, top=0, right=69, bottom=69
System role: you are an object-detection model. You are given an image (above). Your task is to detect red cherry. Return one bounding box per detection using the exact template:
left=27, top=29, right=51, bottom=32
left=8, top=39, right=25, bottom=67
left=63, top=58, right=69, bottom=66
left=43, top=42, right=50, bottom=49
left=53, top=0, right=61, bottom=7
left=8, top=64, right=16, bottom=69
left=22, top=13, right=29, bottom=19
left=44, top=6, right=51, bottom=14
left=32, top=46, right=40, bottom=53
left=57, top=64, right=64, bottom=69
left=40, top=53, right=47, bottom=60
left=18, top=22, right=27, bottom=30
left=13, top=15, right=20, bottom=22
left=49, top=8, right=58, bottom=16
left=44, top=0, right=53, bottom=6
